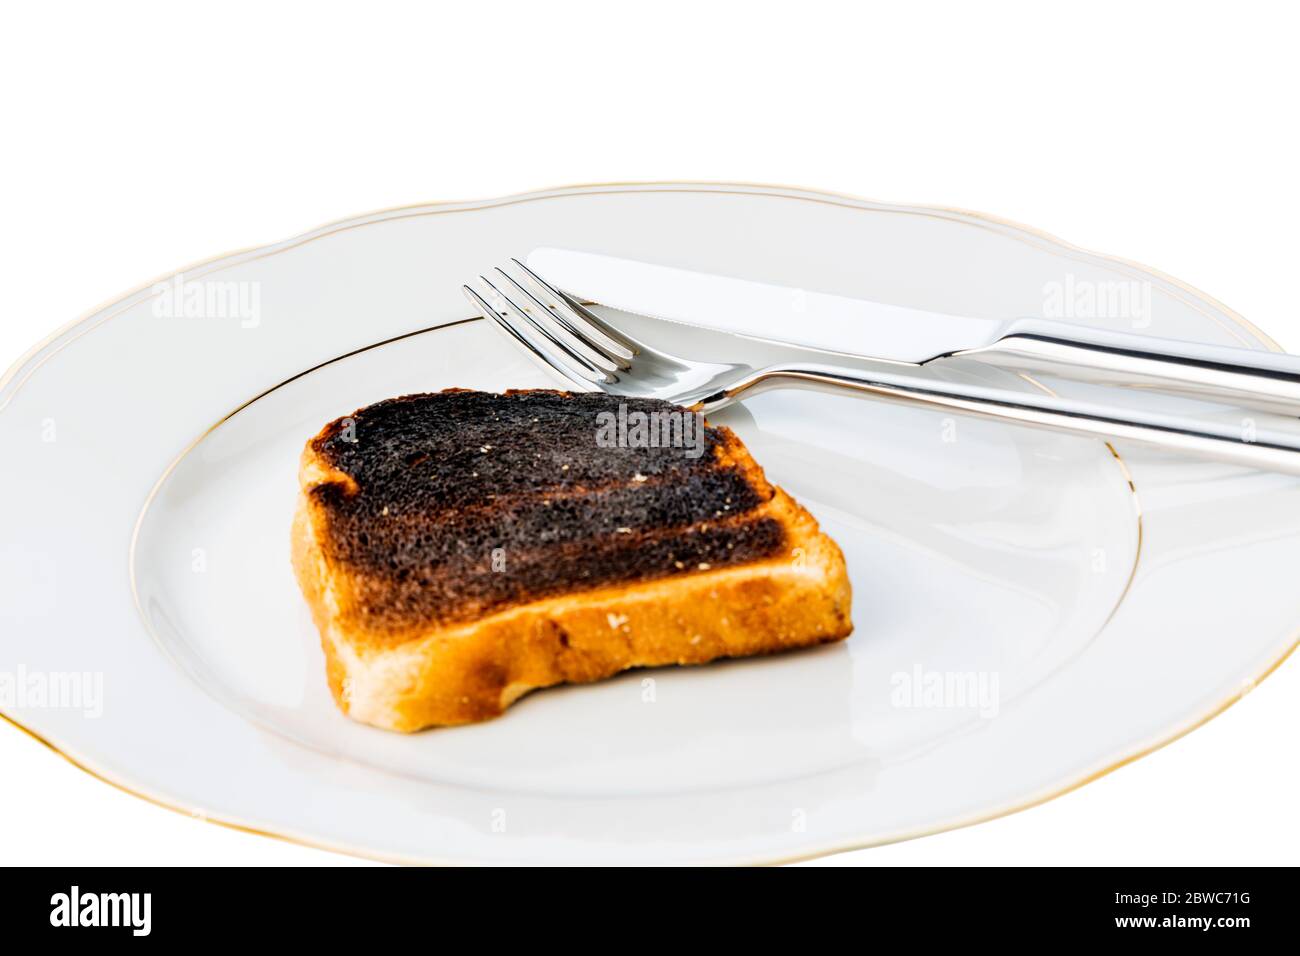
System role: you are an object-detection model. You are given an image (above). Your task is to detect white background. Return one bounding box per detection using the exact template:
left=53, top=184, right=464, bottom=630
left=1, top=1, right=1296, bottom=866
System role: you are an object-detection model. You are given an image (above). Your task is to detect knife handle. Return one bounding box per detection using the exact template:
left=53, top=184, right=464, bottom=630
left=954, top=319, right=1300, bottom=416
left=701, top=361, right=1300, bottom=477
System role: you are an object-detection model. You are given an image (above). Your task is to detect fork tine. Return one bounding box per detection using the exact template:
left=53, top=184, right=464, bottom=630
left=492, top=267, right=629, bottom=372
left=476, top=275, right=615, bottom=385
left=462, top=285, right=602, bottom=390
left=478, top=274, right=611, bottom=382
left=510, top=258, right=637, bottom=362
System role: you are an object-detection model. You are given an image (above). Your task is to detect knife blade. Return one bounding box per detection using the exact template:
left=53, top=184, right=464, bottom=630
left=526, top=246, right=1010, bottom=366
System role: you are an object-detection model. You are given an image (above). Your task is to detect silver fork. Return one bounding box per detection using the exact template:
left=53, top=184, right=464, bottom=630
left=463, top=260, right=1300, bottom=476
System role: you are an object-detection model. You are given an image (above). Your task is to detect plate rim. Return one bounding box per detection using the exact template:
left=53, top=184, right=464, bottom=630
left=1, top=179, right=1295, bottom=866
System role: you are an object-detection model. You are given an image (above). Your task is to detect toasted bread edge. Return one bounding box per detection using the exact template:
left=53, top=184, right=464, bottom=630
left=291, top=487, right=851, bottom=733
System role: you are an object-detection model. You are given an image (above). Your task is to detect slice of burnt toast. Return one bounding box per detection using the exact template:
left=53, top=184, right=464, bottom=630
left=292, top=389, right=851, bottom=731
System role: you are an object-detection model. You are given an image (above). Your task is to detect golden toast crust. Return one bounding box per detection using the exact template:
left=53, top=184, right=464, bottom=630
left=292, top=486, right=851, bottom=731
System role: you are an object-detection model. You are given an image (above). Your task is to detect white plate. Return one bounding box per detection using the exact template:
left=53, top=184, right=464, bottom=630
left=1, top=183, right=1295, bottom=865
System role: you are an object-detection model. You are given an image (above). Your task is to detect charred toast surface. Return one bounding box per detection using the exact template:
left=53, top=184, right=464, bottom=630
left=293, top=389, right=852, bottom=730
left=305, top=390, right=787, bottom=636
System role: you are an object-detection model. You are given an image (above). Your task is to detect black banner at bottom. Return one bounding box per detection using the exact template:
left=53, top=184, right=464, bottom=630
left=2, top=866, right=1287, bottom=941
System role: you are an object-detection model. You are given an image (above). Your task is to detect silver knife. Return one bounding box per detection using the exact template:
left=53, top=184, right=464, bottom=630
left=528, top=247, right=1300, bottom=417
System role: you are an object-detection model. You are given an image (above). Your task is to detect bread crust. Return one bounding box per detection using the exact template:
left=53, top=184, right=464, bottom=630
left=294, top=487, right=850, bottom=731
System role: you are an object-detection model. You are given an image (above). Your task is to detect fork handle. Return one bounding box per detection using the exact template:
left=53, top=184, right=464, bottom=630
left=699, top=362, right=1300, bottom=477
